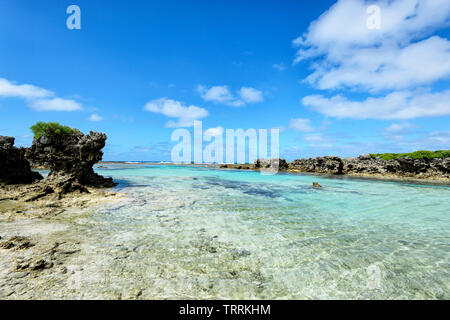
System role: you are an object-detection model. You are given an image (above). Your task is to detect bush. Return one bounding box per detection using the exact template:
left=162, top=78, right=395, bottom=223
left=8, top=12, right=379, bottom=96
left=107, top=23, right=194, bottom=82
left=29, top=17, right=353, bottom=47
left=30, top=122, right=76, bottom=139
left=370, top=150, right=450, bottom=160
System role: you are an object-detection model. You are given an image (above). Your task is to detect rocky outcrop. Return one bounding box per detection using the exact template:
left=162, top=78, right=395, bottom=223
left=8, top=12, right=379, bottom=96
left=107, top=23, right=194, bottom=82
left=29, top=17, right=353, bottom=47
left=254, top=158, right=289, bottom=170
left=0, top=136, right=43, bottom=184
left=26, top=130, right=116, bottom=188
left=342, top=155, right=450, bottom=179
left=289, top=156, right=343, bottom=174
left=243, top=154, right=450, bottom=181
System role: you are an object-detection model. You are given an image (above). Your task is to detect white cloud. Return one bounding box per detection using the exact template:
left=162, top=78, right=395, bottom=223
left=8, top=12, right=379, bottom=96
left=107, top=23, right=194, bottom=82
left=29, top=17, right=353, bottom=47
left=197, top=85, right=241, bottom=106
left=0, top=78, right=51, bottom=99
left=304, top=133, right=326, bottom=143
left=385, top=130, right=450, bottom=150
left=144, top=97, right=208, bottom=128
left=384, top=122, right=418, bottom=133
left=132, top=146, right=150, bottom=153
left=30, top=98, right=83, bottom=112
left=303, top=133, right=334, bottom=149
left=88, top=113, right=103, bottom=122
left=272, top=63, right=286, bottom=71
left=302, top=90, right=450, bottom=120
left=294, top=0, right=450, bottom=92
left=204, top=126, right=224, bottom=137
left=426, top=131, right=450, bottom=145
left=383, top=122, right=420, bottom=142
left=238, top=87, right=263, bottom=103
left=198, top=85, right=263, bottom=106
left=289, top=118, right=314, bottom=132
left=0, top=77, right=84, bottom=111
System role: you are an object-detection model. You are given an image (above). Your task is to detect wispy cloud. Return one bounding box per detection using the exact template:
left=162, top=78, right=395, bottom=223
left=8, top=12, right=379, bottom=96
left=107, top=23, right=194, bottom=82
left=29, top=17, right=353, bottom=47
left=384, top=130, right=450, bottom=150
left=272, top=63, right=286, bottom=71
left=302, top=90, right=450, bottom=120
left=384, top=122, right=419, bottom=134
left=197, top=85, right=263, bottom=107
left=88, top=113, right=103, bottom=122
left=289, top=118, right=314, bottom=132
left=0, top=78, right=51, bottom=99
left=204, top=126, right=224, bottom=137
left=303, top=133, right=334, bottom=148
left=238, top=87, right=264, bottom=103
left=143, top=97, right=208, bottom=128
left=29, top=98, right=83, bottom=112
left=0, top=77, right=84, bottom=111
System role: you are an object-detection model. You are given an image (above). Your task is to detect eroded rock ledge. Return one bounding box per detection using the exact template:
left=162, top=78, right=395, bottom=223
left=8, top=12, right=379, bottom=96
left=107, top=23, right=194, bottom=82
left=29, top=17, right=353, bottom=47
left=220, top=155, right=450, bottom=181
left=341, top=154, right=450, bottom=180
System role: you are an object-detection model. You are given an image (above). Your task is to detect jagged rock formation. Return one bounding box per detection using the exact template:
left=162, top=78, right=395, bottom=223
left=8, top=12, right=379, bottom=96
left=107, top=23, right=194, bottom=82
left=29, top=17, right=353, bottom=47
left=0, top=136, right=43, bottom=184
left=242, top=155, right=449, bottom=181
left=342, top=155, right=450, bottom=179
left=289, top=156, right=343, bottom=174
left=26, top=130, right=116, bottom=188
left=287, top=155, right=449, bottom=179
left=254, top=158, right=289, bottom=170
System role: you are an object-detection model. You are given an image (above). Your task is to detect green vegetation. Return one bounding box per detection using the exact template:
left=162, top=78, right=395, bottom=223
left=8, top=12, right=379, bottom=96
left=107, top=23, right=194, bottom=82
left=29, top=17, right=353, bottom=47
left=30, top=122, right=76, bottom=139
left=370, top=150, right=450, bottom=160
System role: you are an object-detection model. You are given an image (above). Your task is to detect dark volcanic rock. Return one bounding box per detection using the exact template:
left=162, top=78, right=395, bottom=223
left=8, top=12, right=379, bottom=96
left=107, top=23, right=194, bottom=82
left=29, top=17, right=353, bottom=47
left=289, top=156, right=343, bottom=174
left=342, top=155, right=450, bottom=179
left=26, top=130, right=116, bottom=187
left=227, top=153, right=449, bottom=180
left=254, top=158, right=289, bottom=170
left=0, top=136, right=43, bottom=184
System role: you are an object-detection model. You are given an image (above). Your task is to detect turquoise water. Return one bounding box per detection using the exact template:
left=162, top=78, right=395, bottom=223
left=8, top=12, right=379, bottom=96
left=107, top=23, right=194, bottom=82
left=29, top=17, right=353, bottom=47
left=67, top=164, right=449, bottom=299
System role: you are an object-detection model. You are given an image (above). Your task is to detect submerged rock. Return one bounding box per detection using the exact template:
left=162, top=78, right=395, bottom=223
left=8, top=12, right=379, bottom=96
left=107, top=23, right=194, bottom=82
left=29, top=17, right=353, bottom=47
left=312, top=182, right=322, bottom=188
left=0, top=136, right=43, bottom=184
left=0, top=236, right=33, bottom=250
left=26, top=130, right=116, bottom=187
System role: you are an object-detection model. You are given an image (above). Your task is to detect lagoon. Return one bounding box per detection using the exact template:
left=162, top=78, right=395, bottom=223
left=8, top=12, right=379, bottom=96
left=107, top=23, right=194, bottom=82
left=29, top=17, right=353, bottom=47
left=2, top=164, right=449, bottom=299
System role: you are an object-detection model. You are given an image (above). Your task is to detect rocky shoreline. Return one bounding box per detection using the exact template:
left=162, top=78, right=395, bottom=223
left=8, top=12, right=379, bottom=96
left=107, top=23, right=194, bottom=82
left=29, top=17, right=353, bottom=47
left=219, top=155, right=450, bottom=183
left=98, top=154, right=450, bottom=183
left=1, top=127, right=118, bottom=214
left=0, top=126, right=126, bottom=299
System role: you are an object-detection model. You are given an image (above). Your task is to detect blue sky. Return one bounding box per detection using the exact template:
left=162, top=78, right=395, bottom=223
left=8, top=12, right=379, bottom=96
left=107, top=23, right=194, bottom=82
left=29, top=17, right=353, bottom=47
left=1, top=0, right=449, bottom=161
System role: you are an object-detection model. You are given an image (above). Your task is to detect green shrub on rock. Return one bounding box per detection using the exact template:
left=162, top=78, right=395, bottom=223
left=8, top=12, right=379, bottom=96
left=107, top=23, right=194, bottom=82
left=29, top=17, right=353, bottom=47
left=30, top=122, right=76, bottom=139
left=370, top=150, right=450, bottom=160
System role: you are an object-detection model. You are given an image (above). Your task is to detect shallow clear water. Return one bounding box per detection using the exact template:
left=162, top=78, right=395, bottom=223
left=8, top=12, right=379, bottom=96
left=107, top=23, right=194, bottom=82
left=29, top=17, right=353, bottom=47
left=60, top=164, right=450, bottom=299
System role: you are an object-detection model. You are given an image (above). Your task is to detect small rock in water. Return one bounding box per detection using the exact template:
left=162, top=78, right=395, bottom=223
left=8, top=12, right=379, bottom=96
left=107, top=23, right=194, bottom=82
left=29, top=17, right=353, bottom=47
left=230, top=248, right=251, bottom=258
left=0, top=236, right=33, bottom=250
left=313, top=182, right=322, bottom=188
left=30, top=259, right=53, bottom=271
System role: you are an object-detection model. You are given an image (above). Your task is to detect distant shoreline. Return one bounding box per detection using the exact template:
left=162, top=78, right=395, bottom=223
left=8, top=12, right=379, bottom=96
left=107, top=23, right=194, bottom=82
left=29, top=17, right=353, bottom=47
left=95, top=161, right=450, bottom=185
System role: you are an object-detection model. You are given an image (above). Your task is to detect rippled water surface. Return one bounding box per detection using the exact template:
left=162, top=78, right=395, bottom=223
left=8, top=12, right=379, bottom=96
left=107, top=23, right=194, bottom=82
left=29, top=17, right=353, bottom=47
left=53, top=165, right=450, bottom=299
